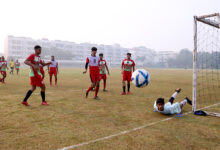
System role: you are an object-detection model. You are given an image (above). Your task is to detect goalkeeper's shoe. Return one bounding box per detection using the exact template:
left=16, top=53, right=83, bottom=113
left=175, top=88, right=181, bottom=93
left=21, top=101, right=30, bottom=106
left=185, top=97, right=192, bottom=105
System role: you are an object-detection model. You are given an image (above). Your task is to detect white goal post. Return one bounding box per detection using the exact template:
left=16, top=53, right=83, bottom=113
left=193, top=13, right=220, bottom=112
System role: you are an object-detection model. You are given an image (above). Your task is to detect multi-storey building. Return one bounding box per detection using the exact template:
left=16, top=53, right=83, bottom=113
left=4, top=35, right=130, bottom=66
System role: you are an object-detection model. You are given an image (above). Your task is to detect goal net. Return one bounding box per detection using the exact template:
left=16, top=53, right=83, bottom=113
left=193, top=13, right=220, bottom=113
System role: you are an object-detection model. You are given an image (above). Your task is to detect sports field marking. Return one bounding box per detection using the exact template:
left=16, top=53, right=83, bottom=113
left=58, top=102, right=220, bottom=150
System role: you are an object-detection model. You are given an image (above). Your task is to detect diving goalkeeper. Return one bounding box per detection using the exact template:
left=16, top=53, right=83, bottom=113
left=154, top=89, right=192, bottom=115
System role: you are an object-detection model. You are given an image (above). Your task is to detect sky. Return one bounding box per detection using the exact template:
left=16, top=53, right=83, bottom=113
left=0, top=0, right=219, bottom=53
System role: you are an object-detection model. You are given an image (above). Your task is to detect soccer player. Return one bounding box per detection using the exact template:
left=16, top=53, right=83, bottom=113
left=14, top=60, right=20, bottom=75
left=1, top=56, right=8, bottom=83
left=83, top=47, right=100, bottom=100
left=21, top=45, right=51, bottom=106
left=99, top=53, right=110, bottom=91
left=9, top=59, right=14, bottom=74
left=154, top=89, right=192, bottom=115
left=0, top=58, right=1, bottom=81
left=48, top=56, right=58, bottom=86
left=121, top=53, right=135, bottom=95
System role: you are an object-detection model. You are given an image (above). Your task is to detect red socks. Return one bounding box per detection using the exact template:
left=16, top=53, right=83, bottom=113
left=95, top=85, right=99, bottom=97
left=104, top=81, right=106, bottom=90
left=87, top=86, right=93, bottom=93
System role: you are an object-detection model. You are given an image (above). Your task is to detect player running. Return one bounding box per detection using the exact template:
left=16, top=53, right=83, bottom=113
left=48, top=56, right=58, bottom=86
left=9, top=59, right=14, bottom=74
left=121, top=53, right=135, bottom=95
left=1, top=56, right=8, bottom=84
left=14, top=60, right=20, bottom=75
left=21, top=45, right=51, bottom=106
left=83, top=47, right=100, bottom=100
left=99, top=53, right=110, bottom=92
left=154, top=88, right=192, bottom=115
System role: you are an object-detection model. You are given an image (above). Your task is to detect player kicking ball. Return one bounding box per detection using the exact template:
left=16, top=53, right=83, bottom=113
left=121, top=53, right=135, bottom=95
left=83, top=47, right=100, bottom=100
left=99, top=53, right=110, bottom=92
left=21, top=45, right=51, bottom=106
left=154, top=88, right=192, bottom=115
left=48, top=56, right=58, bottom=86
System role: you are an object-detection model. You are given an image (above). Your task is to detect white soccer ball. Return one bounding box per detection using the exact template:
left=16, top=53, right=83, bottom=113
left=131, top=69, right=150, bottom=88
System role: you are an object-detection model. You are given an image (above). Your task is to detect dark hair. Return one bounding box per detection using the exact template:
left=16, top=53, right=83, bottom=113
left=34, top=45, right=41, bottom=50
left=51, top=55, right=54, bottom=57
left=127, top=53, right=131, bottom=56
left=99, top=53, right=103, bottom=56
left=91, top=47, right=97, bottom=51
left=156, top=98, right=165, bottom=104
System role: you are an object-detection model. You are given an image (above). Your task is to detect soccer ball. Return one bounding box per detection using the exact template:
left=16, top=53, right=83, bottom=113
left=131, top=69, right=150, bottom=88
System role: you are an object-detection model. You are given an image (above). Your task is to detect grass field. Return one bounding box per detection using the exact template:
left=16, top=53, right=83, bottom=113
left=0, top=68, right=220, bottom=150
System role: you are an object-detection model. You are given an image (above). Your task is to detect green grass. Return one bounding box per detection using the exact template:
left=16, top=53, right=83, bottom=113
left=0, top=68, right=220, bottom=150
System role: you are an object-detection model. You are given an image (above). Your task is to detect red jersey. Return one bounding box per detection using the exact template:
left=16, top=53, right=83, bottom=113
left=99, top=59, right=107, bottom=74
left=27, top=54, right=42, bottom=77
left=86, top=55, right=99, bottom=73
left=121, top=59, right=135, bottom=72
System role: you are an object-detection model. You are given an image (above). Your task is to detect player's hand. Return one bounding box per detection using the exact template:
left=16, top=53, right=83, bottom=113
left=83, top=70, right=87, bottom=74
left=108, top=72, right=110, bottom=75
left=121, top=70, right=123, bottom=74
left=32, top=64, right=38, bottom=70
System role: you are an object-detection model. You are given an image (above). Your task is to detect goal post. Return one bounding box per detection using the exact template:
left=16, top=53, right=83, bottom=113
left=193, top=13, right=220, bottom=112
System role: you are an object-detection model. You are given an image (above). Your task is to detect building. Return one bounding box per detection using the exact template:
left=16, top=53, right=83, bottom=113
left=156, top=51, right=178, bottom=67
left=4, top=35, right=130, bottom=66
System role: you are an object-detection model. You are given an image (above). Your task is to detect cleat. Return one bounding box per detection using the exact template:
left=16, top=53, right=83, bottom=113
left=175, top=88, right=181, bottom=93
left=127, top=92, right=132, bottom=95
left=21, top=101, right=30, bottom=106
left=94, top=96, right=101, bottom=100
left=185, top=97, right=192, bottom=105
left=121, top=92, right=126, bottom=95
left=42, top=101, right=49, bottom=106
left=86, top=92, right=89, bottom=98
left=103, top=89, right=108, bottom=92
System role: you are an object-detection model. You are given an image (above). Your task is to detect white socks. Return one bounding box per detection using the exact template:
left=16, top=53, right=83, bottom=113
left=180, top=99, right=187, bottom=106
left=172, top=92, right=178, bottom=99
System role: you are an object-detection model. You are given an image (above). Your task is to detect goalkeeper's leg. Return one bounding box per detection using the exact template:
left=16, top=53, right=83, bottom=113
left=169, top=88, right=181, bottom=104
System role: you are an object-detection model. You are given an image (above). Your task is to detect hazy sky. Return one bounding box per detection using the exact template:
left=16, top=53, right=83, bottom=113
left=0, top=0, right=219, bottom=53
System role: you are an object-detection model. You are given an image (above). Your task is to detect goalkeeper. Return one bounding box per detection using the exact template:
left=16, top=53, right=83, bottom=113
left=154, top=89, right=192, bottom=115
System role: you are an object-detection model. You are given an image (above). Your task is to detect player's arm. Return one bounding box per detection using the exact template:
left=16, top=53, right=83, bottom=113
left=83, top=58, right=89, bottom=74
left=41, top=61, right=51, bottom=66
left=56, top=63, right=59, bottom=73
left=121, top=61, right=124, bottom=74
left=132, top=61, right=135, bottom=72
left=105, top=64, right=110, bottom=75
left=24, top=59, right=38, bottom=70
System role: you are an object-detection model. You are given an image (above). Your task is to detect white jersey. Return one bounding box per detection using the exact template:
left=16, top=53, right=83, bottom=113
left=49, top=61, right=58, bottom=68
left=154, top=101, right=181, bottom=115
left=86, top=56, right=99, bottom=67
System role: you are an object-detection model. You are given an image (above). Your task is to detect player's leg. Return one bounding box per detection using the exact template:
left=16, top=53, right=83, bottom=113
left=16, top=69, right=19, bottom=75
left=21, top=85, right=36, bottom=106
left=55, top=75, right=57, bottom=85
left=103, top=74, right=107, bottom=92
left=12, top=67, right=14, bottom=74
left=2, top=73, right=6, bottom=83
left=169, top=88, right=181, bottom=104
left=40, top=84, right=49, bottom=105
left=180, top=97, right=192, bottom=108
left=49, top=75, right=52, bottom=86
left=94, top=80, right=100, bottom=100
left=121, top=71, right=126, bottom=95
left=127, top=81, right=131, bottom=94
left=86, top=74, right=96, bottom=98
